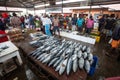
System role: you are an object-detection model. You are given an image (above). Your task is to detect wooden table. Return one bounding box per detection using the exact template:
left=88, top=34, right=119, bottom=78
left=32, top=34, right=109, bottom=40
left=16, top=38, right=87, bottom=80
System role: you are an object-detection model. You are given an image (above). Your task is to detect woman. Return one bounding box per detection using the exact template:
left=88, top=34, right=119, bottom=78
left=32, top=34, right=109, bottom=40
left=86, top=16, right=94, bottom=34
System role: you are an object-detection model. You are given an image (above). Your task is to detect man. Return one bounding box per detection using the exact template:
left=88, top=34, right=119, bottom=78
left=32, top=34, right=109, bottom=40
left=43, top=15, right=52, bottom=36
left=76, top=14, right=84, bottom=32
left=53, top=15, right=60, bottom=36
left=71, top=14, right=77, bottom=31
left=10, top=12, right=21, bottom=28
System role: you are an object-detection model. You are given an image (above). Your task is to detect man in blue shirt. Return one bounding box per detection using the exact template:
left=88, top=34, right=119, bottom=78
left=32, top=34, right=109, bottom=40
left=77, top=14, right=84, bottom=32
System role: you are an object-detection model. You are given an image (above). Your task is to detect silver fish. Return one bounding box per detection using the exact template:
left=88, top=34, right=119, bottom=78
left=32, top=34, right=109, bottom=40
left=86, top=47, right=91, bottom=53
left=79, top=57, right=84, bottom=69
left=85, top=60, right=90, bottom=73
left=73, top=58, right=78, bottom=72
left=59, top=59, right=68, bottom=75
left=48, top=58, right=59, bottom=66
left=88, top=53, right=93, bottom=61
left=55, top=60, right=64, bottom=71
left=82, top=45, right=87, bottom=51
left=42, top=55, right=52, bottom=63
left=39, top=54, right=49, bottom=61
left=67, top=58, right=73, bottom=75
left=77, top=51, right=82, bottom=58
left=53, top=57, right=63, bottom=68
left=37, top=53, right=46, bottom=60
left=82, top=52, right=88, bottom=59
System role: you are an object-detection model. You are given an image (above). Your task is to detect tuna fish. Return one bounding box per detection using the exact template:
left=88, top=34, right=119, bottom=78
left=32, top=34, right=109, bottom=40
left=66, top=58, right=73, bottom=75
left=59, top=59, right=68, bottom=75
left=85, top=60, right=90, bottom=73
left=73, top=58, right=78, bottom=72
left=79, top=57, right=84, bottom=69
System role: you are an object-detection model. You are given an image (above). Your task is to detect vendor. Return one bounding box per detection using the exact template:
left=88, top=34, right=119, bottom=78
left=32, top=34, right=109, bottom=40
left=0, top=19, right=8, bottom=43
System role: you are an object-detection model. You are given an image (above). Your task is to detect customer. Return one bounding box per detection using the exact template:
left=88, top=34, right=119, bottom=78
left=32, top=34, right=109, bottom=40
left=29, top=14, right=35, bottom=29
left=71, top=14, right=77, bottom=31
left=105, top=19, right=120, bottom=56
left=98, top=15, right=106, bottom=32
left=44, top=15, right=52, bottom=36
left=85, top=16, right=94, bottom=34
left=53, top=15, right=60, bottom=36
left=77, top=14, right=84, bottom=33
left=10, top=12, right=21, bottom=28
left=20, top=16, right=25, bottom=29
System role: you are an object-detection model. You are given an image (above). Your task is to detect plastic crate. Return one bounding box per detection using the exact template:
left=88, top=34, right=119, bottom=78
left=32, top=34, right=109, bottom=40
left=88, top=56, right=98, bottom=76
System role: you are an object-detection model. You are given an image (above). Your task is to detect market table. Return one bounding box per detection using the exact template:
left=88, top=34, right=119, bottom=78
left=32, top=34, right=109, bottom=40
left=60, top=31, right=96, bottom=45
left=17, top=39, right=87, bottom=80
left=0, top=41, right=23, bottom=65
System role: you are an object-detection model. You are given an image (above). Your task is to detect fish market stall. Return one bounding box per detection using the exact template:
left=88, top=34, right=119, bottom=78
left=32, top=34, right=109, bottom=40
left=16, top=32, right=96, bottom=80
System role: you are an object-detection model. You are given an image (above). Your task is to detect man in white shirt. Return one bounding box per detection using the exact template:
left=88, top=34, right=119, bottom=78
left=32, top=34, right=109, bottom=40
left=41, top=15, right=52, bottom=36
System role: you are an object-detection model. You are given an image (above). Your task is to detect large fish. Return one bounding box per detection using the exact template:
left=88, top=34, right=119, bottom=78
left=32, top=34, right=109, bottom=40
left=86, top=47, right=91, bottom=53
left=82, top=52, right=88, bottom=59
left=73, top=58, right=78, bottom=72
left=82, top=45, right=87, bottom=52
left=85, top=60, right=90, bottom=73
left=67, top=58, right=73, bottom=75
left=59, top=59, right=68, bottom=75
left=88, top=53, right=93, bottom=61
left=77, top=51, right=82, bottom=58
left=79, top=57, right=84, bottom=69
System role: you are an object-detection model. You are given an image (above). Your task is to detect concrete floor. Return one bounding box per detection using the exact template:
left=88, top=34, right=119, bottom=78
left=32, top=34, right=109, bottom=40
left=0, top=37, right=120, bottom=80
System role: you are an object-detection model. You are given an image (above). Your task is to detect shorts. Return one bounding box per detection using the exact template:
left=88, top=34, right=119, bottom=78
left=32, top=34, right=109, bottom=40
left=53, top=26, right=59, bottom=32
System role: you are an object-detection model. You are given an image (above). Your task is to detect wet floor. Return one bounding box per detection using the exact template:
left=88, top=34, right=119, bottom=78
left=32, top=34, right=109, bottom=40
left=0, top=37, right=120, bottom=80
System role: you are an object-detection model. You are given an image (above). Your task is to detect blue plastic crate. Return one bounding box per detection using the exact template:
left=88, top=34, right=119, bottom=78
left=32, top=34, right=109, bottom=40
left=88, top=56, right=98, bottom=76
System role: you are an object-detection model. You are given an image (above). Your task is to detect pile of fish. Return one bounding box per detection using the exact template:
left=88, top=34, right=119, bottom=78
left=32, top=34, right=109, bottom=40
left=29, top=35, right=94, bottom=75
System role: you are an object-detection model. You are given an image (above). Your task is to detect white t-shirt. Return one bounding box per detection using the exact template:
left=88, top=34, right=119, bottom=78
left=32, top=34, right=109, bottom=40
left=41, top=17, right=52, bottom=26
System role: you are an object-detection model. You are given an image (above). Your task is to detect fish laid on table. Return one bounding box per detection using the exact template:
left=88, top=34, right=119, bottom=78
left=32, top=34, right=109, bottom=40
left=67, top=57, right=73, bottom=75
left=85, top=60, right=90, bottom=73
left=79, top=57, right=84, bottom=69
left=59, top=59, right=68, bottom=75
left=28, top=35, right=95, bottom=75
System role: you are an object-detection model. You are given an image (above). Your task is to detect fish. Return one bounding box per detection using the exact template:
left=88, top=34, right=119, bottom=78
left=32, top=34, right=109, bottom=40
left=59, top=59, right=68, bottom=75
left=55, top=60, right=64, bottom=71
left=73, top=58, right=78, bottom=72
left=53, top=57, right=63, bottom=68
left=39, top=54, right=49, bottom=61
left=79, top=57, right=84, bottom=69
left=82, top=52, right=88, bottom=59
left=85, top=60, right=90, bottom=73
left=67, top=58, right=73, bottom=75
left=37, top=53, right=46, bottom=60
left=48, top=58, right=59, bottom=66
left=77, top=51, right=82, bottom=58
left=42, top=55, right=52, bottom=63
left=88, top=53, right=93, bottom=61
left=82, top=45, right=87, bottom=52
left=86, top=47, right=91, bottom=53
